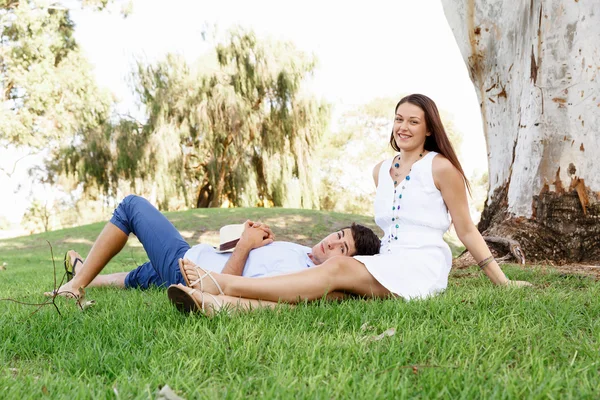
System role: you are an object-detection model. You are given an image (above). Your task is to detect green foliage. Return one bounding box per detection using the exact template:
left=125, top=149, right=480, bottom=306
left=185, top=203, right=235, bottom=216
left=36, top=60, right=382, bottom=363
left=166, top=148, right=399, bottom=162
left=61, top=28, right=330, bottom=210
left=318, top=98, right=396, bottom=215
left=0, top=215, right=12, bottom=230
left=18, top=172, right=111, bottom=235
left=21, top=199, right=52, bottom=232
left=80, top=0, right=112, bottom=11
left=469, top=168, right=489, bottom=215
left=177, top=29, right=330, bottom=209
left=0, top=0, right=113, bottom=149
left=472, top=169, right=489, bottom=187
left=0, top=1, right=127, bottom=225
left=440, top=110, right=463, bottom=156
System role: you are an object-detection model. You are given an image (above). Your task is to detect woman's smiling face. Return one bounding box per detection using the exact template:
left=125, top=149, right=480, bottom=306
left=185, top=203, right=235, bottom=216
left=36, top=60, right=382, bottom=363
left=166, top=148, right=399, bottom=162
left=393, top=102, right=430, bottom=151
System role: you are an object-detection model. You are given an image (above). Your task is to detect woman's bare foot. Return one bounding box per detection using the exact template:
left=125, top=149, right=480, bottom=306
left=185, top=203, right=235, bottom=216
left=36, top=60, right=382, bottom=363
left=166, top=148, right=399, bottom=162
left=168, top=284, right=280, bottom=317
left=179, top=258, right=224, bottom=295
left=195, top=291, right=223, bottom=317
left=168, top=283, right=224, bottom=317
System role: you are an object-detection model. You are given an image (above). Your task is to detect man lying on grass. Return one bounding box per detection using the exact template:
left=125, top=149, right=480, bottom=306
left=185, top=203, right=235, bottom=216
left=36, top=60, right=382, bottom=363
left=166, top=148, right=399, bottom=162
left=46, top=195, right=380, bottom=298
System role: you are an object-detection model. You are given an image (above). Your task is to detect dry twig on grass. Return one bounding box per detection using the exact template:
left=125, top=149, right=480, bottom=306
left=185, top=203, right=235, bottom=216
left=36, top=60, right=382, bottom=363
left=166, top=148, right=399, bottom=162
left=0, top=241, right=93, bottom=317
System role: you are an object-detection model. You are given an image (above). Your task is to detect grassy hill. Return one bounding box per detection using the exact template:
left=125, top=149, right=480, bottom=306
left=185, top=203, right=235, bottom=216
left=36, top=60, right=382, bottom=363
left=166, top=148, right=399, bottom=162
left=0, top=207, right=384, bottom=283
left=1, top=208, right=599, bottom=398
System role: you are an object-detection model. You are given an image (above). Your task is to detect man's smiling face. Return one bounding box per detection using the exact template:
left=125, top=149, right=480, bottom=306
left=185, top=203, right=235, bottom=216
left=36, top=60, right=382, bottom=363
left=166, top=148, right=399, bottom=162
left=308, top=228, right=356, bottom=265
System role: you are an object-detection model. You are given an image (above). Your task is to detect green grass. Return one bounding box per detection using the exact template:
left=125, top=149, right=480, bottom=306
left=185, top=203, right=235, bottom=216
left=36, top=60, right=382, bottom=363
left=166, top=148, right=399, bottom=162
left=1, top=207, right=599, bottom=399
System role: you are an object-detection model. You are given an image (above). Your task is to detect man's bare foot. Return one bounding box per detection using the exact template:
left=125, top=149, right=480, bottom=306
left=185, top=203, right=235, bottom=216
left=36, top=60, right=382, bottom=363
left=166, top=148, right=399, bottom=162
left=179, top=258, right=224, bottom=295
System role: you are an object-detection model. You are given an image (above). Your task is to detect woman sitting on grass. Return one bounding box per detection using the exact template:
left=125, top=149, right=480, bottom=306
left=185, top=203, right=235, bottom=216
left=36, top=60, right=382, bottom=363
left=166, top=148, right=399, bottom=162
left=168, top=93, right=532, bottom=315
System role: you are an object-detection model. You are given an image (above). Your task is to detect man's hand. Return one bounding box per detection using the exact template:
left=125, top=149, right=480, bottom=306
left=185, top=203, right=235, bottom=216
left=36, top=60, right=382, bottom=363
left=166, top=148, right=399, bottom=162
left=247, top=220, right=274, bottom=241
left=221, top=220, right=274, bottom=276
left=239, top=220, right=274, bottom=250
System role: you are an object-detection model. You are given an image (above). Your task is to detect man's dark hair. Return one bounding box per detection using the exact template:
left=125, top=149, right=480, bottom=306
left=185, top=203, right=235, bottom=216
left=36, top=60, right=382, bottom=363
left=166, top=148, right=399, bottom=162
left=345, top=223, right=380, bottom=256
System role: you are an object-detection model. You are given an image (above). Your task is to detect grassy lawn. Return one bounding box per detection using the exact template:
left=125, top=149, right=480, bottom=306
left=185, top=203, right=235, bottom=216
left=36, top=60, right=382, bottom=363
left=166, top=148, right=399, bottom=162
left=1, top=207, right=599, bottom=399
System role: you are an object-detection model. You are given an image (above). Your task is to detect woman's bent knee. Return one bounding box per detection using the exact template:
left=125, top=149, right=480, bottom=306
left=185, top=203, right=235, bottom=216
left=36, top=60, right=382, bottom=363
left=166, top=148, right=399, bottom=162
left=322, top=256, right=347, bottom=274
left=325, top=256, right=388, bottom=297
left=323, top=256, right=370, bottom=282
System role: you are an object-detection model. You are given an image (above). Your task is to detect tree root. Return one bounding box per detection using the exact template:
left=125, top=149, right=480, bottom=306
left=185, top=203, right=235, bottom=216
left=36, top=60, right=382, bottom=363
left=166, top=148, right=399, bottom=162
left=452, top=236, right=526, bottom=269
left=482, top=236, right=526, bottom=264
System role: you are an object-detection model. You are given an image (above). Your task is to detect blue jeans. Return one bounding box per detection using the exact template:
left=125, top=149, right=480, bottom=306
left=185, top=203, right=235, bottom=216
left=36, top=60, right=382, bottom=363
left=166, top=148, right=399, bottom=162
left=110, top=195, right=189, bottom=289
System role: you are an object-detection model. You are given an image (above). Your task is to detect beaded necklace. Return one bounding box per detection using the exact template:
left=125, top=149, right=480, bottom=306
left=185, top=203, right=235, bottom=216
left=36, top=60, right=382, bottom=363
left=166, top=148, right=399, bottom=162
left=387, top=152, right=423, bottom=246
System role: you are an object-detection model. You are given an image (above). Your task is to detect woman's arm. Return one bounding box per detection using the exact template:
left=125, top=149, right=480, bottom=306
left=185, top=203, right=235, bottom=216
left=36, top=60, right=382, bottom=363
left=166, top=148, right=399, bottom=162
left=433, top=156, right=528, bottom=286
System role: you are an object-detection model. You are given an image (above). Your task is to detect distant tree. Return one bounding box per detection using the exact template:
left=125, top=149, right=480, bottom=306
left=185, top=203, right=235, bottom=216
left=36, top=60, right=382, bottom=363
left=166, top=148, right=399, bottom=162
left=0, top=215, right=11, bottom=230
left=22, top=199, right=52, bottom=232
left=442, top=0, right=599, bottom=262
left=0, top=0, right=113, bottom=152
left=61, top=28, right=330, bottom=209
left=0, top=0, right=133, bottom=232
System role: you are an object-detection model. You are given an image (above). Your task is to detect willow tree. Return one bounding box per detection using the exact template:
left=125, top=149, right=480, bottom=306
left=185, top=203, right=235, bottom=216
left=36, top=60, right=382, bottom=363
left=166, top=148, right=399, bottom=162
left=0, top=0, right=113, bottom=152
left=0, top=0, right=114, bottom=215
left=115, top=29, right=329, bottom=209
left=441, top=0, right=599, bottom=263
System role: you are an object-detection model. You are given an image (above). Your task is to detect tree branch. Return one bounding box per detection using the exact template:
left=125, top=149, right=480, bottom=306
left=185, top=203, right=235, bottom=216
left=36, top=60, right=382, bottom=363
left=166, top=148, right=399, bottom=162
left=115, top=112, right=145, bottom=127
left=0, top=151, right=37, bottom=178
left=3, top=81, right=14, bottom=102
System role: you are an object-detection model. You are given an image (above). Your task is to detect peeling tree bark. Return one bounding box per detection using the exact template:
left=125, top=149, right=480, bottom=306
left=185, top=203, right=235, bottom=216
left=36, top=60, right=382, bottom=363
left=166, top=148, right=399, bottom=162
left=442, top=0, right=600, bottom=263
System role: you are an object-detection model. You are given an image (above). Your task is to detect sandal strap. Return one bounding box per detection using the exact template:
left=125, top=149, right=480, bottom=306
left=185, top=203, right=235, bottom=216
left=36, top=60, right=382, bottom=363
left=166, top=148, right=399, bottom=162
left=203, top=292, right=223, bottom=309
left=186, top=287, right=222, bottom=313
left=72, top=258, right=83, bottom=276
left=198, top=292, right=223, bottom=313
left=189, top=267, right=225, bottom=295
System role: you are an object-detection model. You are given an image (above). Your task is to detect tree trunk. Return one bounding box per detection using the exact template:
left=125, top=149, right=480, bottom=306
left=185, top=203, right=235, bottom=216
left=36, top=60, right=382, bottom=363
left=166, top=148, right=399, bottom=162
left=441, top=0, right=600, bottom=263
left=197, top=180, right=213, bottom=208
left=210, top=164, right=228, bottom=208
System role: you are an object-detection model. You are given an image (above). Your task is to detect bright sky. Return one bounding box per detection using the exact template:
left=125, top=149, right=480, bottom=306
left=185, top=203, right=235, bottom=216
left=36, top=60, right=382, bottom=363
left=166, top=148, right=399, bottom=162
left=0, top=0, right=487, bottom=226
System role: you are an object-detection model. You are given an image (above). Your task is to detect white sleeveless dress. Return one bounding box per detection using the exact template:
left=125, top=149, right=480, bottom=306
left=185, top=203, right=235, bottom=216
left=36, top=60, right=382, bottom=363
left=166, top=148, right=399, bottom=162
left=354, top=151, right=452, bottom=300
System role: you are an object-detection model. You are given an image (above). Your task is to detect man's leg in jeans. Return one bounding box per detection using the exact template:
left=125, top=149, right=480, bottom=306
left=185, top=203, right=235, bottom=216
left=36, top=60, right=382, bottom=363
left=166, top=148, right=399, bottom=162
left=50, top=195, right=190, bottom=297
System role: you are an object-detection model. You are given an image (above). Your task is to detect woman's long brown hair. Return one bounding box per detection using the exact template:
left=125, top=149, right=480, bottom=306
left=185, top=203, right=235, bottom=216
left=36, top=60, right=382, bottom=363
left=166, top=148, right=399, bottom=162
left=389, top=94, right=471, bottom=194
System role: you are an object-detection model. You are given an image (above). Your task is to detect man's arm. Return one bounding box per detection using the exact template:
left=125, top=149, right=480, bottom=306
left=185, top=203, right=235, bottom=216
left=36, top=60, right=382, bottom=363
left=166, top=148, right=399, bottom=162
left=221, top=220, right=274, bottom=275
left=220, top=241, right=253, bottom=275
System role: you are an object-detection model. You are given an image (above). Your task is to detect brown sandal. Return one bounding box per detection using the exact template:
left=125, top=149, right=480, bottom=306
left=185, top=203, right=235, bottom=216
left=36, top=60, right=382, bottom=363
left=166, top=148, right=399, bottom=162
left=167, top=284, right=223, bottom=316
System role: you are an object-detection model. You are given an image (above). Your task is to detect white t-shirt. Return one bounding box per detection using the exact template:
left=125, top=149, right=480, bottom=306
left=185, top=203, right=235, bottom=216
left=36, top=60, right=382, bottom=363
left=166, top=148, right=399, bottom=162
left=182, top=241, right=315, bottom=277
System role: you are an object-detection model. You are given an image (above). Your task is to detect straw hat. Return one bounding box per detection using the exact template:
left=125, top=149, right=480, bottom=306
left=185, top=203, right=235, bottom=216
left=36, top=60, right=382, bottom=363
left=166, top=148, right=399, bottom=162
left=215, top=224, right=244, bottom=253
